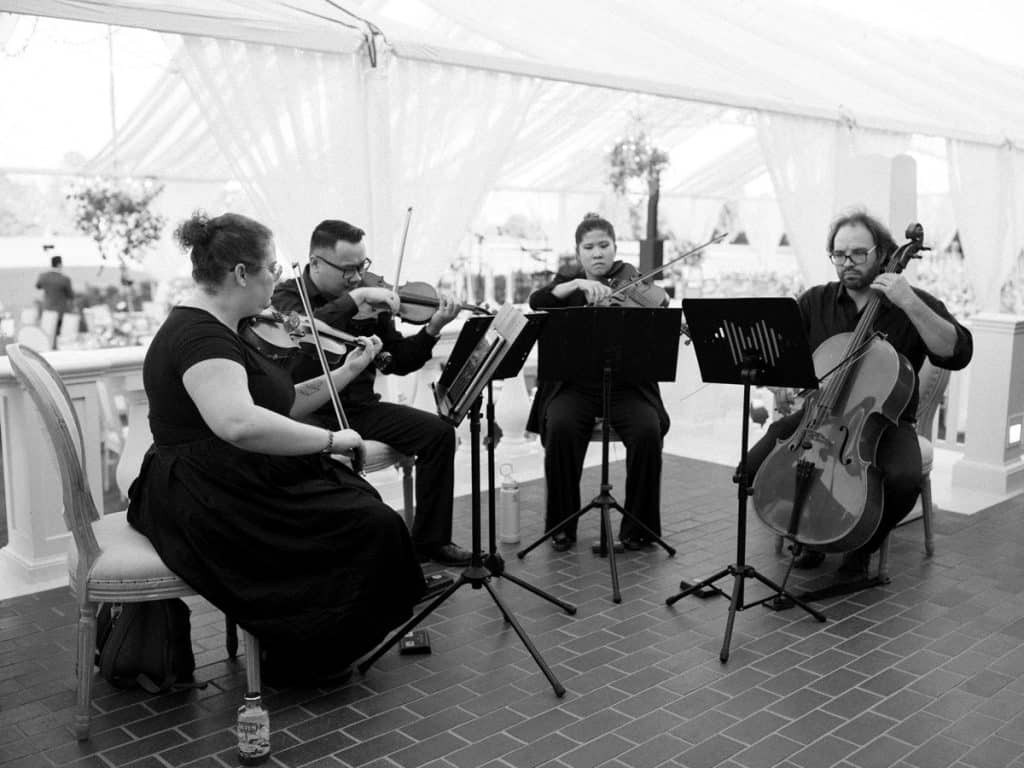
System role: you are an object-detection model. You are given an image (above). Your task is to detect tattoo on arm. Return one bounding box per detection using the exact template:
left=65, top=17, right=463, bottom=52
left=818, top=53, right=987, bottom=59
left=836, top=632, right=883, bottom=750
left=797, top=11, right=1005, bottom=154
left=296, top=380, right=323, bottom=397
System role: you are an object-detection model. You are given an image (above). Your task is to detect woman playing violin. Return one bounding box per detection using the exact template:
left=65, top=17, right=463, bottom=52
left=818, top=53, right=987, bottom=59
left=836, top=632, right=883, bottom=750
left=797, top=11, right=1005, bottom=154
left=746, top=210, right=972, bottom=585
left=272, top=219, right=472, bottom=567
left=127, top=211, right=425, bottom=684
left=527, top=213, right=670, bottom=551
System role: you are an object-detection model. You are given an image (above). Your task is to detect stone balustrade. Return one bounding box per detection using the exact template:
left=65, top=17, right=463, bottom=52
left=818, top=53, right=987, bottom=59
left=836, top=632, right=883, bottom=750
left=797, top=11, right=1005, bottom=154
left=0, top=346, right=147, bottom=586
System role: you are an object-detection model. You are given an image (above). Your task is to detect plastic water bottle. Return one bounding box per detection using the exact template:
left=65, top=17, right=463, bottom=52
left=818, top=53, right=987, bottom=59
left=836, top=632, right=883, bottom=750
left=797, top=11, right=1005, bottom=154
left=498, top=464, right=521, bottom=544
left=237, top=693, right=271, bottom=765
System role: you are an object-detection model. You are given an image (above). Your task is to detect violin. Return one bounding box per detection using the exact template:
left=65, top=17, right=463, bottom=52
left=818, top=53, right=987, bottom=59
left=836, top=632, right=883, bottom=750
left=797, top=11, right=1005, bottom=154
left=591, top=232, right=729, bottom=311
left=357, top=271, right=493, bottom=324
left=242, top=309, right=392, bottom=372
left=594, top=262, right=669, bottom=308
left=752, top=223, right=926, bottom=553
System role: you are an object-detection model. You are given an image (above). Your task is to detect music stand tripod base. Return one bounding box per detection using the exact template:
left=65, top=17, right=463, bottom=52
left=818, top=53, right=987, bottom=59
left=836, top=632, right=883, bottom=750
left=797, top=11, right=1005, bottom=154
left=665, top=298, right=828, bottom=662
left=366, top=307, right=566, bottom=695
left=516, top=307, right=682, bottom=604
left=358, top=395, right=565, bottom=696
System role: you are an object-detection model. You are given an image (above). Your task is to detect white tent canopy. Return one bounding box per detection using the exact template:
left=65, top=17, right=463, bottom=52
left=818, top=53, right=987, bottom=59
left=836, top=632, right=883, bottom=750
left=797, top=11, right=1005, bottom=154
left=2, top=1, right=1023, bottom=308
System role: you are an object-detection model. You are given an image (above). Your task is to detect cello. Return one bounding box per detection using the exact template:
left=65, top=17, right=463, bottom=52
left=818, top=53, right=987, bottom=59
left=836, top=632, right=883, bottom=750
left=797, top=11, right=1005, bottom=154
left=752, top=223, right=926, bottom=553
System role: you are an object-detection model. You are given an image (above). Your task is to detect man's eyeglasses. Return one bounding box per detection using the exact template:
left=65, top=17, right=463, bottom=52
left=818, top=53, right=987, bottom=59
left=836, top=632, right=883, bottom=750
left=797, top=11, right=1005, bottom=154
left=828, top=245, right=876, bottom=265
left=317, top=257, right=372, bottom=277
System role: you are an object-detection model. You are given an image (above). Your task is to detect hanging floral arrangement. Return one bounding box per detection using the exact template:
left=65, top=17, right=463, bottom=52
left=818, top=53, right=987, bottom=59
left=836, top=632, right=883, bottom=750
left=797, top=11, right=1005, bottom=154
left=606, top=128, right=670, bottom=196
left=606, top=123, right=669, bottom=239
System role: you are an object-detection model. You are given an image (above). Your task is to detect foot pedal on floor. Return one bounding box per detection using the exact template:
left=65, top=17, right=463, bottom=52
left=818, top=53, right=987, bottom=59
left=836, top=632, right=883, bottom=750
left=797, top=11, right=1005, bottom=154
left=678, top=579, right=722, bottom=599
left=421, top=571, right=454, bottom=601
left=398, top=630, right=432, bottom=655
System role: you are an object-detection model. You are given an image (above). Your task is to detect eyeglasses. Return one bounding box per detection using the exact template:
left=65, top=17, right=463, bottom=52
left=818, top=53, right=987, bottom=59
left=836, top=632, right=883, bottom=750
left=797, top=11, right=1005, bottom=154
left=317, top=256, right=372, bottom=277
left=828, top=246, right=876, bottom=265
left=239, top=262, right=283, bottom=279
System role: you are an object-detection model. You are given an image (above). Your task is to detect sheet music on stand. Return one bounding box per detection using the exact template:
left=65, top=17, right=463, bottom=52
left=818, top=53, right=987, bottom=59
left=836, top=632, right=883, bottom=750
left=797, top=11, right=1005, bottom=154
left=435, top=304, right=529, bottom=426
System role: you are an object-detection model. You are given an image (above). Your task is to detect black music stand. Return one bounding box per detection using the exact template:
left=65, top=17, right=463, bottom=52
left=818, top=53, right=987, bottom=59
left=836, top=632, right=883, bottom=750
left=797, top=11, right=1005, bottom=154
left=665, top=298, right=826, bottom=662
left=438, top=312, right=576, bottom=616
left=358, top=306, right=565, bottom=697
left=517, top=306, right=681, bottom=604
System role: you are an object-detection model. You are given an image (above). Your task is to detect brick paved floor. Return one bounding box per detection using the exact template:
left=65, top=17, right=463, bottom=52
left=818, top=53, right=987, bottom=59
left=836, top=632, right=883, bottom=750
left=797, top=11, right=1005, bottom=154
left=3, top=454, right=1024, bottom=768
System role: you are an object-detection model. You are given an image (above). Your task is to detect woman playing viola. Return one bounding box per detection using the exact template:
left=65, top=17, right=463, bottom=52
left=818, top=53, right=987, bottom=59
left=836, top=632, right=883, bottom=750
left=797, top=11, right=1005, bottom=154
left=526, top=213, right=670, bottom=551
left=127, top=211, right=425, bottom=684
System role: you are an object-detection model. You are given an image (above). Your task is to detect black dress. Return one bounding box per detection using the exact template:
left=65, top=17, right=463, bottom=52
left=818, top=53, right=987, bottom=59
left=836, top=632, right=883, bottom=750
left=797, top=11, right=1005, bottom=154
left=127, top=307, right=424, bottom=677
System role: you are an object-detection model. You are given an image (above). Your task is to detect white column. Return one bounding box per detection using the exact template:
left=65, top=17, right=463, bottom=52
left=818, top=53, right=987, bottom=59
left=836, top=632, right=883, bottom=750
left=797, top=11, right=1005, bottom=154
left=952, top=314, right=1024, bottom=495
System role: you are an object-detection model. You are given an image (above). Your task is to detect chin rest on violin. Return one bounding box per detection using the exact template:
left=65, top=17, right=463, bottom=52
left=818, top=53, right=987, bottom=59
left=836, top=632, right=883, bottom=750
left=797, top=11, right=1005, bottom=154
left=355, top=272, right=493, bottom=324
left=242, top=309, right=392, bottom=371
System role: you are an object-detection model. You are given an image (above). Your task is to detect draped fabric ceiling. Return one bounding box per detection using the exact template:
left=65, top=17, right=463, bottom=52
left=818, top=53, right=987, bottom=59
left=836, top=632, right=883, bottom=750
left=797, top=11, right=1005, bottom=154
left=2, top=0, right=1023, bottom=308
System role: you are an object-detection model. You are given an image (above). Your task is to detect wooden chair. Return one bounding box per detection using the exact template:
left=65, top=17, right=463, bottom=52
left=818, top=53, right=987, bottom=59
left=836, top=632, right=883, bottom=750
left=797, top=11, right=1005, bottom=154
left=875, top=359, right=950, bottom=580
left=6, top=344, right=261, bottom=741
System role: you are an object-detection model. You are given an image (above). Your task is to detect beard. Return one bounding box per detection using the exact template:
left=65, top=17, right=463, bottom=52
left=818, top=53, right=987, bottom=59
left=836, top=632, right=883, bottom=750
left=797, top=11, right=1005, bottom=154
left=840, top=263, right=881, bottom=291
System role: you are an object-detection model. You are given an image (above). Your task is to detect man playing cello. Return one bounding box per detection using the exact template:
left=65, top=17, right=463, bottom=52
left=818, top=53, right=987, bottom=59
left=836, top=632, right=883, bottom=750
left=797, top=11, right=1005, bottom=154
left=746, top=210, right=972, bottom=587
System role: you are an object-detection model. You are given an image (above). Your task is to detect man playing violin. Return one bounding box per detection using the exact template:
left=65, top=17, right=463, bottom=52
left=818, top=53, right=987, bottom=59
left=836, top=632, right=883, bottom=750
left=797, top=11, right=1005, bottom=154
left=747, top=210, right=972, bottom=586
left=527, top=212, right=670, bottom=552
left=273, top=219, right=472, bottom=567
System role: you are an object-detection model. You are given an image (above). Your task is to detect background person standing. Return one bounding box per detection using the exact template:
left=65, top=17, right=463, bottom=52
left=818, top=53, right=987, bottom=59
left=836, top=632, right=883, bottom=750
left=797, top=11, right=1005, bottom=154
left=35, top=246, right=74, bottom=345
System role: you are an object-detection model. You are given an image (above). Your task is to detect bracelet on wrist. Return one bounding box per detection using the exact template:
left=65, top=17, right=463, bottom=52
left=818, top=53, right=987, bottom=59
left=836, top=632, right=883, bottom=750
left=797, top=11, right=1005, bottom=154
left=321, top=430, right=334, bottom=454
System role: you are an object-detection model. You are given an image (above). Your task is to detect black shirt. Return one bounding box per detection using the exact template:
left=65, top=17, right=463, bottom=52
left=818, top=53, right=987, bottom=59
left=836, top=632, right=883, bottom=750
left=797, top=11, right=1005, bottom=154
left=797, top=282, right=973, bottom=418
left=144, top=306, right=295, bottom=445
left=272, top=267, right=437, bottom=409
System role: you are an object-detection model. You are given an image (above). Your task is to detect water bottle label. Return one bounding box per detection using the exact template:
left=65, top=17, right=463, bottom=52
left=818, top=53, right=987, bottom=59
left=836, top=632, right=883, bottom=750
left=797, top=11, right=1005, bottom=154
left=238, top=720, right=270, bottom=757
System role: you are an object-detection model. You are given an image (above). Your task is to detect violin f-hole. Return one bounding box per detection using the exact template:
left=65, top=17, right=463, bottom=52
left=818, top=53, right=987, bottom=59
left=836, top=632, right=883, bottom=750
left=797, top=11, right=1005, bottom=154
left=837, top=424, right=852, bottom=465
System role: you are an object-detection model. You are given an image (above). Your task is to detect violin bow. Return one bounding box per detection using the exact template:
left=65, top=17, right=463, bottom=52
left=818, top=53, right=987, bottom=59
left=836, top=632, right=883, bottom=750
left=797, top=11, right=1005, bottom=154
left=594, top=232, right=730, bottom=306
left=290, top=259, right=365, bottom=474
left=392, top=206, right=413, bottom=290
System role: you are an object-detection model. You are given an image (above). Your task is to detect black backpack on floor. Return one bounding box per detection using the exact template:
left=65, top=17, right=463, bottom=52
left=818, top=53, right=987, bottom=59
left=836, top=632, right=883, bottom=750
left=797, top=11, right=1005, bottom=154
left=95, top=599, right=206, bottom=693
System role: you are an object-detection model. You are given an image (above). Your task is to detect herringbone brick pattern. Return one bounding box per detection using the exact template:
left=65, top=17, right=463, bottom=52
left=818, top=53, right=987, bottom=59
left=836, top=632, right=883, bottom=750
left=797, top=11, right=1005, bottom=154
left=2, top=454, right=1024, bottom=768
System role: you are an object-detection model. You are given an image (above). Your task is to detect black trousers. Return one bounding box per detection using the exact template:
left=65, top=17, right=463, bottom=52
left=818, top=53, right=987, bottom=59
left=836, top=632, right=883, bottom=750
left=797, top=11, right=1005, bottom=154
left=314, top=400, right=457, bottom=549
left=745, top=411, right=922, bottom=556
left=542, top=384, right=663, bottom=541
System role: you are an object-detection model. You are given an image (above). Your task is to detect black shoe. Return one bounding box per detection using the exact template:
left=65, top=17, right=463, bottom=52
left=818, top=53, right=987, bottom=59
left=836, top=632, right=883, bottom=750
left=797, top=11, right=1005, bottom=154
left=551, top=533, right=576, bottom=552
left=621, top=536, right=654, bottom=551
left=793, top=549, right=826, bottom=570
left=837, top=550, right=870, bottom=579
left=418, top=542, right=473, bottom=566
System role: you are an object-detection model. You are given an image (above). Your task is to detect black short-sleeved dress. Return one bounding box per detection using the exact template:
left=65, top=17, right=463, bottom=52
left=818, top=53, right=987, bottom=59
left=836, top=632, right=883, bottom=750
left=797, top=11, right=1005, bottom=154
left=127, top=307, right=424, bottom=675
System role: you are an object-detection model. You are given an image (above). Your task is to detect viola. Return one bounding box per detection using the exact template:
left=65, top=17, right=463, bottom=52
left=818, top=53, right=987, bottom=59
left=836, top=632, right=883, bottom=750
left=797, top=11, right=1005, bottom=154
left=594, top=262, right=669, bottom=308
left=357, top=271, right=494, bottom=324
left=751, top=223, right=926, bottom=553
left=589, top=232, right=729, bottom=312
left=242, top=309, right=392, bottom=371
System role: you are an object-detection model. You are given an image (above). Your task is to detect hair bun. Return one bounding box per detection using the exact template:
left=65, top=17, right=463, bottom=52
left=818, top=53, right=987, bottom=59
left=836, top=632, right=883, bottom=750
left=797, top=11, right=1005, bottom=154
left=582, top=212, right=603, bottom=221
left=174, top=210, right=213, bottom=250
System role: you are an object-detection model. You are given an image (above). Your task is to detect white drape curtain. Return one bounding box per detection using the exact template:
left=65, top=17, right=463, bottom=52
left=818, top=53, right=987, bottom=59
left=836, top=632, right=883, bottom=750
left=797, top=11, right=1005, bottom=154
left=172, top=38, right=540, bottom=283
left=947, top=140, right=1023, bottom=312
left=659, top=197, right=721, bottom=245
left=382, top=57, right=542, bottom=282
left=175, top=37, right=372, bottom=267
left=736, top=198, right=783, bottom=266
left=757, top=113, right=837, bottom=286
